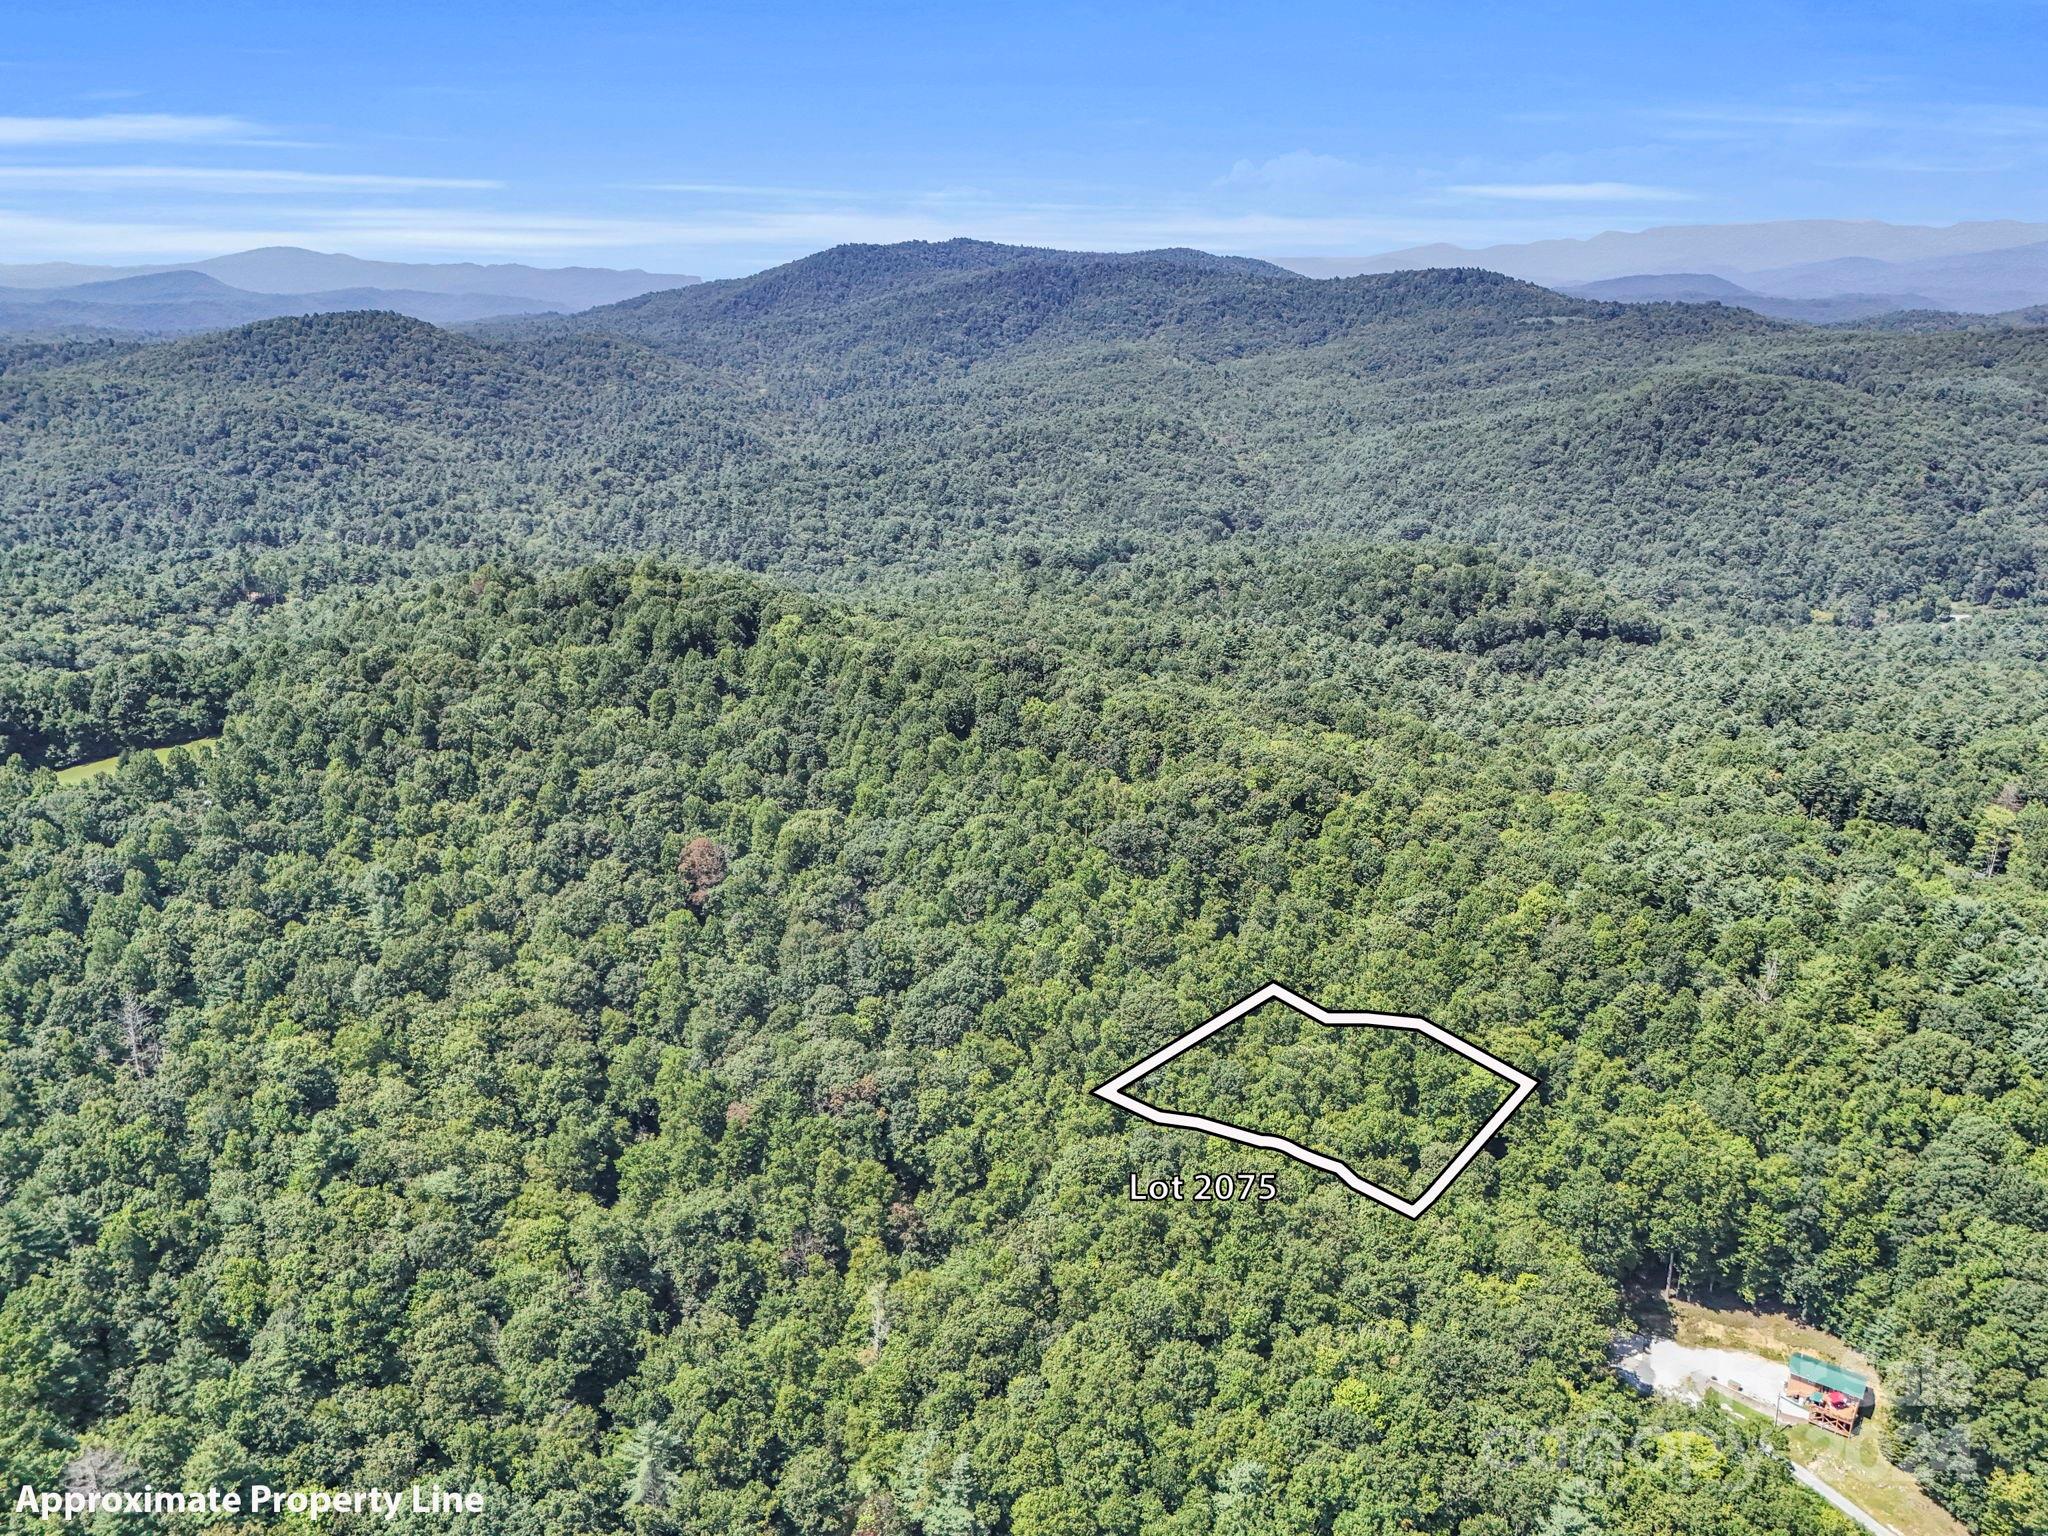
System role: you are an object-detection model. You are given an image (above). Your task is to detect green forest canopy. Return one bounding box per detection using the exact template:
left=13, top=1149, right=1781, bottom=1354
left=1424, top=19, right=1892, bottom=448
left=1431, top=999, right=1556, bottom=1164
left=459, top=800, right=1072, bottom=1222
left=0, top=243, right=2044, bottom=1535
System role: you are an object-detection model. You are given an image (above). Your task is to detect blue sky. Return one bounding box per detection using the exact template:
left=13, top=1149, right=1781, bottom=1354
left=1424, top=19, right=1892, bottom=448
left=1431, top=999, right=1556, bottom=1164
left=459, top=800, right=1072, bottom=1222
left=3, top=0, right=2043, bottom=276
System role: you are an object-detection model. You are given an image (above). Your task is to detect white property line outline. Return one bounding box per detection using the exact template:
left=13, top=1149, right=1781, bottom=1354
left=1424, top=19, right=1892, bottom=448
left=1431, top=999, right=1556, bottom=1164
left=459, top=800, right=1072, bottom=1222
left=1092, top=982, right=1537, bottom=1219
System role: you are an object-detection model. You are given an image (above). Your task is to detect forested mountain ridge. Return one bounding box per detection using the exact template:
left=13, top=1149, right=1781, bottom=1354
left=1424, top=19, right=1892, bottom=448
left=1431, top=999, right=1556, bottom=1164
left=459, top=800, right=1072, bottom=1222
left=536, top=243, right=1572, bottom=373
left=0, top=240, right=2040, bottom=645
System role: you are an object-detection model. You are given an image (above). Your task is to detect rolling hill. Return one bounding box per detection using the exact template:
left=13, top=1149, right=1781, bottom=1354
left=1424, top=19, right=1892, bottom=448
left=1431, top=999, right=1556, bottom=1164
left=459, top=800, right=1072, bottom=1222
left=3, top=240, right=2042, bottom=635
left=0, top=246, right=700, bottom=306
left=1559, top=273, right=1947, bottom=322
left=0, top=247, right=707, bottom=338
left=1291, top=219, right=2048, bottom=317
left=1743, top=240, right=2048, bottom=313
left=1285, top=217, right=2048, bottom=286
left=0, top=268, right=571, bottom=335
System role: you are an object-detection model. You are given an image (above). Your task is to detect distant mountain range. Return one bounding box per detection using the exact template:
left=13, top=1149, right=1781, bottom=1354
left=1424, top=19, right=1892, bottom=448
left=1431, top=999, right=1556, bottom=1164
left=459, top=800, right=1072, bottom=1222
left=1736, top=242, right=2048, bottom=312
left=1279, top=220, right=2048, bottom=317
left=9, top=236, right=2043, bottom=625
left=0, top=247, right=700, bottom=336
left=1557, top=273, right=1953, bottom=324
left=1281, top=219, right=2048, bottom=285
left=10, top=227, right=2047, bottom=341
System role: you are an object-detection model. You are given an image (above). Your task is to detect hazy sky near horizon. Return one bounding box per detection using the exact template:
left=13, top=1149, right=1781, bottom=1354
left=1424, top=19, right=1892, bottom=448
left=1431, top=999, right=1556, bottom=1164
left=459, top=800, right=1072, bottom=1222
left=3, top=0, right=2044, bottom=276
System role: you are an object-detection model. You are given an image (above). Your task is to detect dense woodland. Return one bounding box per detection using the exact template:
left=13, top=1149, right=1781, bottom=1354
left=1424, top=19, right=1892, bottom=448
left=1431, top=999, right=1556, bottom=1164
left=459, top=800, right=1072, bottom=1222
left=0, top=243, right=2044, bottom=1534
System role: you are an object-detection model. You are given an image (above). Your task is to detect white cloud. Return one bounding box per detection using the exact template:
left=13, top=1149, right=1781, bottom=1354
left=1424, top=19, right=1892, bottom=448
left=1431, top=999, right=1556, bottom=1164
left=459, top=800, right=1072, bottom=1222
left=0, top=165, right=498, bottom=192
left=0, top=113, right=266, bottom=145
left=635, top=182, right=1011, bottom=206
left=1216, top=151, right=1368, bottom=194
left=0, top=209, right=306, bottom=257
left=1447, top=181, right=1696, bottom=203
left=637, top=180, right=873, bottom=199
left=1651, top=101, right=2048, bottom=147
left=1656, top=106, right=1880, bottom=131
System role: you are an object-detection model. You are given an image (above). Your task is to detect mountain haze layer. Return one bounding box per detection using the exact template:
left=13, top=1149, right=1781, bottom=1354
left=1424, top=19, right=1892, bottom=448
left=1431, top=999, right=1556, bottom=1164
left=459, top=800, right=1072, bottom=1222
left=0, top=246, right=699, bottom=306
left=0, top=269, right=570, bottom=335
left=1284, top=218, right=2048, bottom=285
left=1559, top=273, right=1952, bottom=322
left=1740, top=241, right=2048, bottom=312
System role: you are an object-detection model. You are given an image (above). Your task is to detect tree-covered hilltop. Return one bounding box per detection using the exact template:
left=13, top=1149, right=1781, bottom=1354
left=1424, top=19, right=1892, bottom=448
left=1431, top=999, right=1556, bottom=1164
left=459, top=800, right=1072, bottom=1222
left=0, top=240, right=2040, bottom=655
left=1, top=557, right=2042, bottom=1534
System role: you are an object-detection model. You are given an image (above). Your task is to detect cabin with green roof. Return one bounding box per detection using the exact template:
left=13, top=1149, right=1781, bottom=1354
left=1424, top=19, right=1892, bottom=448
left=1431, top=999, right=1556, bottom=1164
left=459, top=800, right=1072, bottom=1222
left=1782, top=1353, right=1871, bottom=1436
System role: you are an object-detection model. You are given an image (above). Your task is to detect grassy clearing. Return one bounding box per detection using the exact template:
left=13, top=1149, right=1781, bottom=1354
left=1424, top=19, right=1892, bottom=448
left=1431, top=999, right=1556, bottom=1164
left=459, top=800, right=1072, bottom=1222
left=1786, top=1419, right=1966, bottom=1536
left=1669, top=1298, right=1876, bottom=1372
left=1680, top=1302, right=1965, bottom=1536
left=53, top=736, right=219, bottom=785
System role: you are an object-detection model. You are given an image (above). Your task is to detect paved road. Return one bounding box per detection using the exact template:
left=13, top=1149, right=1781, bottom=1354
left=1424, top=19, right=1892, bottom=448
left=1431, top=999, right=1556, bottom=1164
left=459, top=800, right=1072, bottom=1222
left=1792, top=1463, right=1899, bottom=1536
